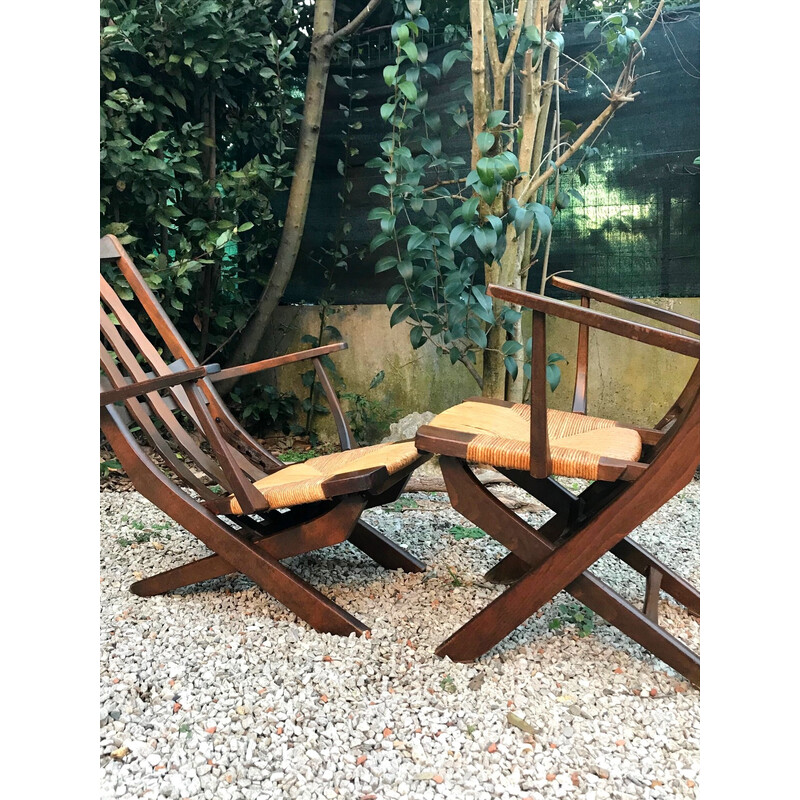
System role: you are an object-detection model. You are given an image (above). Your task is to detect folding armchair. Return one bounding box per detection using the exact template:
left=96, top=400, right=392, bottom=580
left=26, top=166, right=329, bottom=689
left=100, top=235, right=429, bottom=637
left=415, top=277, right=700, bottom=685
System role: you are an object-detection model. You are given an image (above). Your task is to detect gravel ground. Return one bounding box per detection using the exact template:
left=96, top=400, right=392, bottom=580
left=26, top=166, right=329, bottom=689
left=100, top=478, right=699, bottom=800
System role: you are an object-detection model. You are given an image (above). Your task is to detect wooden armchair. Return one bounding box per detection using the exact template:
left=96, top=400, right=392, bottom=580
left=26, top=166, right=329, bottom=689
left=414, top=278, right=700, bottom=685
left=100, top=235, right=429, bottom=637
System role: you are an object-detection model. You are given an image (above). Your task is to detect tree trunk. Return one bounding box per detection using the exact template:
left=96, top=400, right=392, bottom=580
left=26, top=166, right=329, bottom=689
left=216, top=0, right=383, bottom=394
left=218, top=0, right=336, bottom=392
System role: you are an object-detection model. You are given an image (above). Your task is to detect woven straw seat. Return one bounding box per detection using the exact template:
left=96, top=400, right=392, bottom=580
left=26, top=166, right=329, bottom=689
left=429, top=400, right=642, bottom=480
left=227, top=441, right=420, bottom=514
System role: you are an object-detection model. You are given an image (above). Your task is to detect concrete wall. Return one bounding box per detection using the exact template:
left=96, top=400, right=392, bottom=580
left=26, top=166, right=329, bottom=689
left=258, top=298, right=699, bottom=442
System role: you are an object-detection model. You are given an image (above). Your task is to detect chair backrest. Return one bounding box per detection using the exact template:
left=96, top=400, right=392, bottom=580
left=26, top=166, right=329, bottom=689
left=100, top=235, right=281, bottom=514
left=548, top=275, right=700, bottom=431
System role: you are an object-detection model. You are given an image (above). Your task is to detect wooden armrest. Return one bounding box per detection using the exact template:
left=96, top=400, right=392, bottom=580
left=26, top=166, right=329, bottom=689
left=209, top=342, right=348, bottom=382
left=487, top=284, right=700, bottom=359
left=549, top=276, right=700, bottom=335
left=320, top=465, right=390, bottom=497
left=100, top=363, right=220, bottom=405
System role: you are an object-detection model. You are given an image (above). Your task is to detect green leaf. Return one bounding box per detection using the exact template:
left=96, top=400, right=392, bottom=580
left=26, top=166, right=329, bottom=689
left=476, top=132, right=495, bottom=154
left=407, top=232, right=429, bottom=251
left=421, top=138, right=441, bottom=156
left=460, top=196, right=480, bottom=222
left=476, top=181, right=498, bottom=205
left=450, top=525, right=486, bottom=540
left=380, top=103, right=396, bottom=121
left=402, top=41, right=418, bottom=63
left=467, top=319, right=487, bottom=349
left=375, top=256, right=398, bottom=273
left=546, top=31, right=565, bottom=53
left=473, top=225, right=497, bottom=256
left=584, top=20, right=601, bottom=38
left=397, top=259, right=413, bottom=280
left=504, top=356, right=518, bottom=381
left=501, top=340, right=523, bottom=355
left=237, top=221, right=254, bottom=232
left=383, top=65, right=398, bottom=86
left=399, top=81, right=418, bottom=102
left=386, top=284, right=405, bottom=307
left=410, top=326, right=426, bottom=349
left=405, top=0, right=422, bottom=13
left=486, top=215, right=503, bottom=235
left=370, top=233, right=391, bottom=251
left=396, top=24, right=410, bottom=45
left=495, top=152, right=520, bottom=181
left=525, top=24, right=542, bottom=45
left=546, top=363, right=562, bottom=392
left=476, top=157, right=496, bottom=186
left=486, top=110, right=507, bottom=129
left=547, top=352, right=567, bottom=364
left=449, top=222, right=472, bottom=249
left=531, top=203, right=552, bottom=237
left=390, top=304, right=412, bottom=327
left=443, top=49, right=460, bottom=75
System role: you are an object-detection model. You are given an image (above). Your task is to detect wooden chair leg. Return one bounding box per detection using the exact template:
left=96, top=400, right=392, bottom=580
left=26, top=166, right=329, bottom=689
left=486, top=472, right=700, bottom=617
left=438, top=563, right=700, bottom=686
left=348, top=520, right=426, bottom=573
left=132, top=496, right=367, bottom=596
left=643, top=566, right=663, bottom=623
left=437, top=457, right=700, bottom=686
left=612, top=539, right=699, bottom=616
left=105, top=417, right=368, bottom=636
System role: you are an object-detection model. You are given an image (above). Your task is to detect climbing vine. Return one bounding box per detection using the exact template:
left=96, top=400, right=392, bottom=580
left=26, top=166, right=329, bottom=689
left=368, top=0, right=661, bottom=399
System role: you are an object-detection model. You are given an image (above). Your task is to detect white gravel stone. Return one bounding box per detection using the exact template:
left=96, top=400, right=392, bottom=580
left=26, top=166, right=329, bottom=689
left=100, top=478, right=700, bottom=799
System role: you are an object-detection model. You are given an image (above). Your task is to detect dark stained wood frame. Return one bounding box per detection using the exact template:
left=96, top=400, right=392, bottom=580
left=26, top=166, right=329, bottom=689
left=100, top=235, right=429, bottom=636
left=414, top=280, right=700, bottom=685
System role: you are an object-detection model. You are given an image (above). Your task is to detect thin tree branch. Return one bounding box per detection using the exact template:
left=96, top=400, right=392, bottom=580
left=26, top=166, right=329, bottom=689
left=641, top=0, right=666, bottom=43
left=501, top=0, right=529, bottom=79
left=332, top=0, right=384, bottom=43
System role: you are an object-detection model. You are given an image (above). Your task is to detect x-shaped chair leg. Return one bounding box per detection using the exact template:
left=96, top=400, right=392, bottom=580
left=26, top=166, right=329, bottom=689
left=486, top=471, right=700, bottom=617
left=132, top=495, right=367, bottom=595
left=106, top=416, right=370, bottom=636
left=438, top=457, right=700, bottom=685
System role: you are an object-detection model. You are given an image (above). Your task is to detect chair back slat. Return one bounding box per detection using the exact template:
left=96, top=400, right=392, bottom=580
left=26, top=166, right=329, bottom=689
left=103, top=238, right=282, bottom=473
left=101, top=288, right=268, bottom=484
left=100, top=276, right=201, bottom=423
left=100, top=346, right=221, bottom=502
left=100, top=309, right=230, bottom=488
left=100, top=235, right=281, bottom=510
